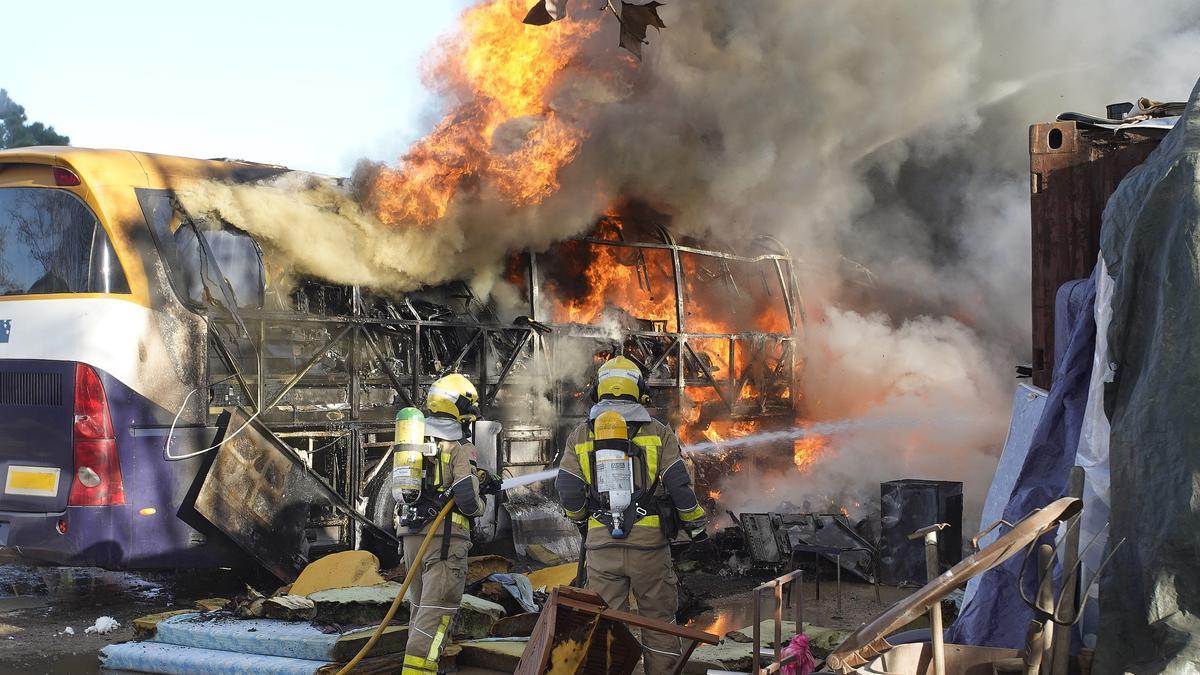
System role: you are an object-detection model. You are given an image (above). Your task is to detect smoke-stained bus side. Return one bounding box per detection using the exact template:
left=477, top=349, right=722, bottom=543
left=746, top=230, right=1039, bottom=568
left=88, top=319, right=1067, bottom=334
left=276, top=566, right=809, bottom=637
left=0, top=150, right=245, bottom=569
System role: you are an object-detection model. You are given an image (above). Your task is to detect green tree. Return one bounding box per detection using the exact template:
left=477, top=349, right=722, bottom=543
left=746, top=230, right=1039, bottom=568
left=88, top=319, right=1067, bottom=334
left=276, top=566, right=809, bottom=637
left=0, top=89, right=69, bottom=149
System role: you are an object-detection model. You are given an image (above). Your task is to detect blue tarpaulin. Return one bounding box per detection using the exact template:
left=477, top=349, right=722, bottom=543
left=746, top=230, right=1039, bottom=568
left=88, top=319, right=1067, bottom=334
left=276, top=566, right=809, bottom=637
left=947, top=275, right=1096, bottom=648
left=960, top=382, right=1047, bottom=609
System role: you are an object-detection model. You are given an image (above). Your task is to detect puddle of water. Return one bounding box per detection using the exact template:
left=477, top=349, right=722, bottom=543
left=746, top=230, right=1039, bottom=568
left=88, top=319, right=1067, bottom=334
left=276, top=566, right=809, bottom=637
left=688, top=596, right=760, bottom=638
left=0, top=565, right=47, bottom=597
left=0, top=651, right=100, bottom=675
left=0, top=564, right=172, bottom=606
left=0, top=596, right=49, bottom=612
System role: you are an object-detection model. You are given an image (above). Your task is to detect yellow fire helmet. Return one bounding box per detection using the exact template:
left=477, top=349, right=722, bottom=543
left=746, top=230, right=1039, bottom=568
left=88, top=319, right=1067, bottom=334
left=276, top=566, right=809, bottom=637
left=595, top=355, right=649, bottom=403
left=425, top=373, right=481, bottom=423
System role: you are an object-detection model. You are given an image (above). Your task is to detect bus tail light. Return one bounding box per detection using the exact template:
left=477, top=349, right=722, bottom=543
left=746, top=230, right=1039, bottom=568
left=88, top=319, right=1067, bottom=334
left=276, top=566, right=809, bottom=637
left=52, top=167, right=81, bottom=187
left=69, top=364, right=125, bottom=506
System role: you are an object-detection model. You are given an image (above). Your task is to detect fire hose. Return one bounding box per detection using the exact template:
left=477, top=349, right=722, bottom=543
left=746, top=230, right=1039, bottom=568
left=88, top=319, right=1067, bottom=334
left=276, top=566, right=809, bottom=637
left=336, top=497, right=457, bottom=675
left=336, top=469, right=558, bottom=673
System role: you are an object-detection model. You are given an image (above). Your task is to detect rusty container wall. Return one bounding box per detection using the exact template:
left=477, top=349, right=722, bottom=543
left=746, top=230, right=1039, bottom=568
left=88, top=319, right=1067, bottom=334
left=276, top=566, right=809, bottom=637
left=1029, top=122, right=1160, bottom=388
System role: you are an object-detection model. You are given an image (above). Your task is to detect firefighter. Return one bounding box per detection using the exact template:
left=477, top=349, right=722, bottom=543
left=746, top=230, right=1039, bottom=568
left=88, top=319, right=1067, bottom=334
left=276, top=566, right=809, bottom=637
left=394, top=373, right=500, bottom=675
left=555, top=356, right=708, bottom=675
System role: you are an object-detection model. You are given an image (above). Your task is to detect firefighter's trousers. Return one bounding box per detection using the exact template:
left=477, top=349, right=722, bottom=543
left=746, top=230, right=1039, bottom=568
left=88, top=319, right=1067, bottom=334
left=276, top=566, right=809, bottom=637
left=586, top=544, right=682, bottom=675
left=401, top=534, right=469, bottom=675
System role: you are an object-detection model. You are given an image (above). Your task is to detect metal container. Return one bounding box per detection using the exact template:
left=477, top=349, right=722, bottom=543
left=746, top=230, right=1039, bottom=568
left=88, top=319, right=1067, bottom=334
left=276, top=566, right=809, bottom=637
left=1029, top=121, right=1160, bottom=387
left=879, top=480, right=963, bottom=586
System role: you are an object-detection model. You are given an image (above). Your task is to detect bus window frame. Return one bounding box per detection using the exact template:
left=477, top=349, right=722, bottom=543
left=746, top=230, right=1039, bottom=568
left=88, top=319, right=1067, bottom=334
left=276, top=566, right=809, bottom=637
left=135, top=187, right=266, bottom=318
left=0, top=185, right=131, bottom=297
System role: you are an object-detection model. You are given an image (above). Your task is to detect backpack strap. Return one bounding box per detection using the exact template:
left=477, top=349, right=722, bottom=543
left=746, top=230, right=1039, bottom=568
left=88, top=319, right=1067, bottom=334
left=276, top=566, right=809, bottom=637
left=440, top=508, right=453, bottom=560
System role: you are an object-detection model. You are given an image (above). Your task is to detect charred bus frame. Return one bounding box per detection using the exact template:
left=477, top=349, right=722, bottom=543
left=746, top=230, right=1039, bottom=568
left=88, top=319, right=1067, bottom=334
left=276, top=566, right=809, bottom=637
left=201, top=225, right=803, bottom=554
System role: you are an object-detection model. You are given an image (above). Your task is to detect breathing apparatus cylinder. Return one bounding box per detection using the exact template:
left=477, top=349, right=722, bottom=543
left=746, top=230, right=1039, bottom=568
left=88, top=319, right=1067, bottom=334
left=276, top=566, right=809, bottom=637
left=391, top=407, right=436, bottom=508
left=593, top=411, right=635, bottom=538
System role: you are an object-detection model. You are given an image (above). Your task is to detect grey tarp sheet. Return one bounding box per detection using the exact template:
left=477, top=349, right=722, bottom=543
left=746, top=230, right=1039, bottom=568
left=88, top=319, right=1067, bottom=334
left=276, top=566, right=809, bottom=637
left=1092, top=77, right=1200, bottom=673
left=946, top=276, right=1095, bottom=647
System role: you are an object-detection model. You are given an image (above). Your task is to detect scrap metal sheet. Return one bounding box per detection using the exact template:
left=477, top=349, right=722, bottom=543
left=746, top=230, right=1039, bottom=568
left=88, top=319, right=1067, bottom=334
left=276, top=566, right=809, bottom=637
left=195, top=409, right=339, bottom=581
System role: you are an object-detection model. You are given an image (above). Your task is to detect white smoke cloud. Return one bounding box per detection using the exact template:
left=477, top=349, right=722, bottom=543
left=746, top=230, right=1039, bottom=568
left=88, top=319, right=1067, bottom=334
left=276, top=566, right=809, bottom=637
left=595, top=0, right=1200, bottom=329
left=179, top=0, right=1200, bottom=524
left=689, top=306, right=1011, bottom=526
left=577, top=0, right=1200, bottom=520
left=804, top=309, right=1010, bottom=522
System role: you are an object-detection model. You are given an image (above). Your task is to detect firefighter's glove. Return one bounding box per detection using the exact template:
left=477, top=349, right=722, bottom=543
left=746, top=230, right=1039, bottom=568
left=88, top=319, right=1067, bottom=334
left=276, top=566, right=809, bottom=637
left=475, top=468, right=502, bottom=496
left=685, top=524, right=717, bottom=561
left=432, top=489, right=453, bottom=512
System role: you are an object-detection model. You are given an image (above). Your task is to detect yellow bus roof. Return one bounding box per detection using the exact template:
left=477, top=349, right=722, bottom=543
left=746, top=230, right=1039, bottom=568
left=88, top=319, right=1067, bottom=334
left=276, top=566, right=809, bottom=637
left=0, top=146, right=299, bottom=306
left=0, top=145, right=291, bottom=189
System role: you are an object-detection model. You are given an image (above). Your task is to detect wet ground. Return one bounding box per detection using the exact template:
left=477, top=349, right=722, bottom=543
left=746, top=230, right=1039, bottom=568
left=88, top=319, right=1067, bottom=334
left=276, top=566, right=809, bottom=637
left=0, top=561, right=919, bottom=673
left=691, top=569, right=912, bottom=643
left=0, top=564, right=253, bottom=674
left=688, top=578, right=916, bottom=638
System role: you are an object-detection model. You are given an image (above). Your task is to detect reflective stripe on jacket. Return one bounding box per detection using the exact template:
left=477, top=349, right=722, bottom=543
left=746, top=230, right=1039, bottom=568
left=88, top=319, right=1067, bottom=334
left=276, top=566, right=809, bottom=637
left=556, top=418, right=705, bottom=550
left=396, top=440, right=481, bottom=536
left=574, top=431, right=663, bottom=531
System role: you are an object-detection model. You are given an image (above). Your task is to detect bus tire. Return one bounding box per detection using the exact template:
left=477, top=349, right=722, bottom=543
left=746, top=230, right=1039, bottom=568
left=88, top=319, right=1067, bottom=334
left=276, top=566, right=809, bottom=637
left=361, top=469, right=401, bottom=570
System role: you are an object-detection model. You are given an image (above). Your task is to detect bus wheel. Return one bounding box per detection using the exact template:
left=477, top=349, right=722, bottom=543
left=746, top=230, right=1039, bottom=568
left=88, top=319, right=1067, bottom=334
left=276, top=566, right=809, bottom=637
left=361, top=470, right=401, bottom=570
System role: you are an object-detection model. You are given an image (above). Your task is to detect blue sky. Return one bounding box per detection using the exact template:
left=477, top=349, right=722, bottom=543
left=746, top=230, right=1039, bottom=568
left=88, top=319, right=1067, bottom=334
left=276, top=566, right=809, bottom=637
left=1, top=0, right=470, bottom=175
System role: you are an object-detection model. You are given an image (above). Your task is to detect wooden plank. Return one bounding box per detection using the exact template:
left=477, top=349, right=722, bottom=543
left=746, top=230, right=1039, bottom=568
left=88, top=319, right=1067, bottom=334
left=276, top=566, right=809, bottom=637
left=492, top=612, right=540, bottom=638
left=554, top=596, right=720, bottom=645
left=516, top=586, right=718, bottom=675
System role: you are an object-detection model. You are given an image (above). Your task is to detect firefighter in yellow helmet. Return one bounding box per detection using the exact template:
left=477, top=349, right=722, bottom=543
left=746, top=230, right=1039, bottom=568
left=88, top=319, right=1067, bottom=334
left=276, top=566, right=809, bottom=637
left=555, top=355, right=708, bottom=674
left=397, top=373, right=500, bottom=675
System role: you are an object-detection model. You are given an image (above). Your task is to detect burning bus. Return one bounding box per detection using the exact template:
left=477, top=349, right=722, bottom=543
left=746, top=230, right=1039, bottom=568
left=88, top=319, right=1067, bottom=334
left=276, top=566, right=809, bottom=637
left=0, top=146, right=801, bottom=576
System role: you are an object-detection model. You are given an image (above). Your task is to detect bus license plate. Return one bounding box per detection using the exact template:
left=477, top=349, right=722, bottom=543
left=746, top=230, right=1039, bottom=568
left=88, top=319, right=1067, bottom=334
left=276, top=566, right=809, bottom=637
left=4, top=467, right=60, bottom=498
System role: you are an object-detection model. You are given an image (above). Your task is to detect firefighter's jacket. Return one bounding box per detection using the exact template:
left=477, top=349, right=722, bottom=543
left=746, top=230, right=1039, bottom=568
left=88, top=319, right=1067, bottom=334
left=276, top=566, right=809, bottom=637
left=556, top=418, right=705, bottom=550
left=395, top=439, right=484, bottom=540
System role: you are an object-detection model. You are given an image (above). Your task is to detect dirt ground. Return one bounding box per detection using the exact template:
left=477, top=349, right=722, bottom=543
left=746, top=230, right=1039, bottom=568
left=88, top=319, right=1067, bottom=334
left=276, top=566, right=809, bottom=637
left=0, top=561, right=918, bottom=674
left=686, top=571, right=916, bottom=637
left=0, top=564, right=251, bottom=675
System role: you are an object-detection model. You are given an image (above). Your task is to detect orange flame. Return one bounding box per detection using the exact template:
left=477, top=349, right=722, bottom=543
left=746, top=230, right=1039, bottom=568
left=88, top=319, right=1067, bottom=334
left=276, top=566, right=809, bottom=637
left=361, top=1, right=830, bottom=499
left=547, top=229, right=681, bottom=330
left=371, top=0, right=600, bottom=225
left=792, top=435, right=829, bottom=472
left=536, top=215, right=795, bottom=445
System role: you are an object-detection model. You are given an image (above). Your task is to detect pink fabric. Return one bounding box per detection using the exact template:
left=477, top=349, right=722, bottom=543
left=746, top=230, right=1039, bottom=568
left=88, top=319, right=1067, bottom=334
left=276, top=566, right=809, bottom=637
left=781, top=633, right=816, bottom=675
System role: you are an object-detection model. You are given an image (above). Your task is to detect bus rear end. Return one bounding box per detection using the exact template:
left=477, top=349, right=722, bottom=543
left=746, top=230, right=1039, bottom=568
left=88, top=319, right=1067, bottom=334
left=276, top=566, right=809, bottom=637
left=0, top=361, right=131, bottom=565
left=0, top=161, right=137, bottom=565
